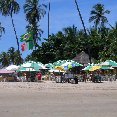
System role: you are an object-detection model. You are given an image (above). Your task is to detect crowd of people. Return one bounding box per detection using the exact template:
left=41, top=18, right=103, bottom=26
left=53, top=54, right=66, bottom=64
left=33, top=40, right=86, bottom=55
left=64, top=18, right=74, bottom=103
left=0, top=69, right=117, bottom=83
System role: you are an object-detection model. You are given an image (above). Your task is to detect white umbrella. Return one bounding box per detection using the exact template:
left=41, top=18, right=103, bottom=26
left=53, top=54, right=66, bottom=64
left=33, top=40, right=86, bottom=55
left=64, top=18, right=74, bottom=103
left=49, top=69, right=65, bottom=72
left=6, top=65, right=19, bottom=71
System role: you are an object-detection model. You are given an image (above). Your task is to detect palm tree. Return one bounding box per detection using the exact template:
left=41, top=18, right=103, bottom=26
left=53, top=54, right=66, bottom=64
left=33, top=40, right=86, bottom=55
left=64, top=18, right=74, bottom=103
left=14, top=50, right=23, bottom=65
left=8, top=47, right=16, bottom=64
left=74, top=0, right=92, bottom=64
left=8, top=47, right=23, bottom=65
left=0, top=22, right=5, bottom=38
left=74, top=0, right=87, bottom=35
left=0, top=52, right=10, bottom=67
left=89, top=3, right=110, bottom=29
left=24, top=0, right=46, bottom=48
left=0, top=0, right=20, bottom=51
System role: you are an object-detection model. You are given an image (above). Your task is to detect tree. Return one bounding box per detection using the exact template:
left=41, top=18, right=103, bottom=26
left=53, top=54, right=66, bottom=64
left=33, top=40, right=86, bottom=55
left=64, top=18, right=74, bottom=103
left=99, top=23, right=117, bottom=61
left=14, top=50, right=24, bottom=65
left=0, top=22, right=5, bottom=38
left=8, top=47, right=15, bottom=64
left=0, top=0, right=20, bottom=51
left=7, top=47, right=23, bottom=65
left=0, top=52, right=10, bottom=67
left=24, top=0, right=46, bottom=48
left=89, top=3, right=110, bottom=28
left=74, top=0, right=92, bottom=64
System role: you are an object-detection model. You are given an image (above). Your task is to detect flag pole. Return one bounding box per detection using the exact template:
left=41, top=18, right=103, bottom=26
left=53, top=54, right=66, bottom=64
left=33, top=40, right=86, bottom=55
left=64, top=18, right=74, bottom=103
left=48, top=0, right=51, bottom=39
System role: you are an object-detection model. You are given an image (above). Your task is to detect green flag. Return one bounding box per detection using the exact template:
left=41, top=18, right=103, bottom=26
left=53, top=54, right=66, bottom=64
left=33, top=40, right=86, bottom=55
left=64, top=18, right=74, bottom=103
left=27, top=41, right=34, bottom=50
left=20, top=32, right=33, bottom=42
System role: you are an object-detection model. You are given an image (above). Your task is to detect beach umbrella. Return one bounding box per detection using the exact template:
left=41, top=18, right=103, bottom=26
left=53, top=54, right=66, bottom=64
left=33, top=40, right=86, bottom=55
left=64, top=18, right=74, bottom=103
left=45, top=63, right=54, bottom=69
left=61, top=60, right=83, bottom=70
left=101, top=66, right=114, bottom=70
left=49, top=69, right=64, bottom=73
left=100, top=60, right=117, bottom=67
left=53, top=60, right=66, bottom=66
left=18, top=67, right=36, bottom=71
left=82, top=63, right=94, bottom=70
left=6, top=65, right=19, bottom=71
left=89, top=65, right=101, bottom=71
left=18, top=61, right=44, bottom=71
left=55, top=66, right=65, bottom=71
left=37, top=62, right=48, bottom=70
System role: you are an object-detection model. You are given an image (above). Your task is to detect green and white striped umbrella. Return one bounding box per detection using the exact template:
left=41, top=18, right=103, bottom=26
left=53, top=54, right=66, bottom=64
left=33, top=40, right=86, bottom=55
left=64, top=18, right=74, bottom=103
left=45, top=63, right=54, bottom=69
left=100, top=60, right=117, bottom=67
left=18, top=61, right=45, bottom=71
left=82, top=63, right=94, bottom=71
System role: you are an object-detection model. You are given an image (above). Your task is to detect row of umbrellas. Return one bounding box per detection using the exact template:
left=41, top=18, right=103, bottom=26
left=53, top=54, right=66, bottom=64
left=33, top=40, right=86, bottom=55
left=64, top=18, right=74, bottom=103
left=0, top=60, right=117, bottom=73
left=45, top=60, right=83, bottom=72
left=1, top=60, right=82, bottom=73
left=83, top=60, right=117, bottom=71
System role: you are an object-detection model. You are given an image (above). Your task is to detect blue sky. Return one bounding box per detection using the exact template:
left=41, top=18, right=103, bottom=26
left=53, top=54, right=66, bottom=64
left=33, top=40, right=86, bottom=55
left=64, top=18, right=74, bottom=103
left=0, top=0, right=117, bottom=58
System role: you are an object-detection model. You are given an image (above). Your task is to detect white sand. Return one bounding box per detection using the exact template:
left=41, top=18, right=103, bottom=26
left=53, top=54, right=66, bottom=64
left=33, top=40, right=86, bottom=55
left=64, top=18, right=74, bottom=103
left=0, top=81, right=117, bottom=117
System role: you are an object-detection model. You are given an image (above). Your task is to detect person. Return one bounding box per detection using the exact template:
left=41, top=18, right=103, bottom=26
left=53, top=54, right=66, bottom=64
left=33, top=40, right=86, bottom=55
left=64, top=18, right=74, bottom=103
left=36, top=72, right=42, bottom=82
left=82, top=72, right=87, bottom=83
left=50, top=72, right=56, bottom=81
left=22, top=72, right=27, bottom=82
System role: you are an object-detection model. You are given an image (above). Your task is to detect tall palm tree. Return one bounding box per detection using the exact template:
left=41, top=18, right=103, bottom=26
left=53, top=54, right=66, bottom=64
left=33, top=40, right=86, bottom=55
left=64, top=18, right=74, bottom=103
left=0, top=22, right=5, bottom=38
left=89, top=3, right=110, bottom=29
left=0, top=0, right=20, bottom=51
left=24, top=0, right=46, bottom=48
left=74, top=0, right=91, bottom=64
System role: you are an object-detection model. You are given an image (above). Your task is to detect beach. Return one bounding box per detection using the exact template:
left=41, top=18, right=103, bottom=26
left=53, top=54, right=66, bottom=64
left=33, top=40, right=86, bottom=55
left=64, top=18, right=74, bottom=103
left=0, top=81, right=117, bottom=117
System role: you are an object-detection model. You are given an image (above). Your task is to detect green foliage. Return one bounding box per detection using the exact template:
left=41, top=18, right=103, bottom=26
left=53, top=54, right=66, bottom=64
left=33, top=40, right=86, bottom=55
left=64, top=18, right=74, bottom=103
left=0, top=0, right=20, bottom=51
left=0, top=47, right=23, bottom=67
left=24, top=0, right=47, bottom=47
left=25, top=24, right=117, bottom=63
left=89, top=3, right=110, bottom=28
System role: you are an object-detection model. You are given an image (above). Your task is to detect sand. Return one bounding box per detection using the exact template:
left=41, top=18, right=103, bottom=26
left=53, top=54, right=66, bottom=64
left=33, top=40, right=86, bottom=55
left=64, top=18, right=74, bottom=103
left=0, top=81, right=117, bottom=117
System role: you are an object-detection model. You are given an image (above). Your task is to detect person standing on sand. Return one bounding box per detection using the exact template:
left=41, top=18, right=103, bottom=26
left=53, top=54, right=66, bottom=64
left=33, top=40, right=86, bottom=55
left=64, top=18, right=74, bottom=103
left=36, top=72, right=42, bottom=82
left=83, top=72, right=87, bottom=83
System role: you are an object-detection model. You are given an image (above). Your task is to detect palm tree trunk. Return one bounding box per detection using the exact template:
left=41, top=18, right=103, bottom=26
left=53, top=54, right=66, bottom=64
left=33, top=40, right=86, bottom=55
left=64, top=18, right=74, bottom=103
left=74, top=0, right=87, bottom=35
left=74, top=0, right=92, bottom=64
left=10, top=14, right=20, bottom=51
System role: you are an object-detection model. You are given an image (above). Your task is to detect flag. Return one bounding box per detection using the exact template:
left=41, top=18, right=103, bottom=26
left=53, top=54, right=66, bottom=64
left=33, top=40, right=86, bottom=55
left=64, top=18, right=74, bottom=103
left=27, top=41, right=34, bottom=50
left=21, top=43, right=27, bottom=51
left=20, top=32, right=33, bottom=42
